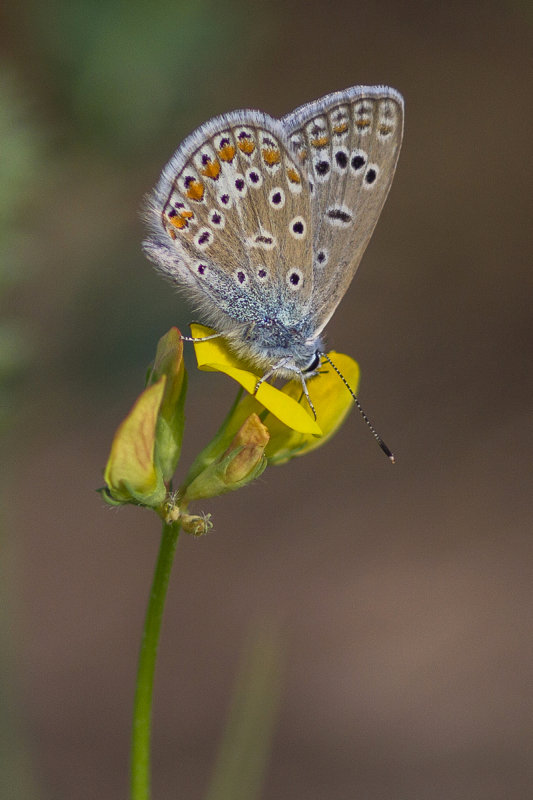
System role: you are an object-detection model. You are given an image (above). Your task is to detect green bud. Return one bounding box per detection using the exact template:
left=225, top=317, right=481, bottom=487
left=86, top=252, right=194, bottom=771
left=101, top=328, right=189, bottom=509
left=181, top=513, right=213, bottom=537
left=149, top=328, right=187, bottom=482
left=182, top=414, right=269, bottom=502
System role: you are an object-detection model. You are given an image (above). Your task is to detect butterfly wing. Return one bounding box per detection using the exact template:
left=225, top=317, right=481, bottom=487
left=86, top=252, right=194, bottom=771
left=143, top=110, right=314, bottom=339
left=282, top=86, right=404, bottom=335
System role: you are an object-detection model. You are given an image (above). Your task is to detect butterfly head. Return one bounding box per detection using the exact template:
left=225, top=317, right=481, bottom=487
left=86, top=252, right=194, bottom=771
left=301, top=349, right=322, bottom=374
left=222, top=319, right=324, bottom=382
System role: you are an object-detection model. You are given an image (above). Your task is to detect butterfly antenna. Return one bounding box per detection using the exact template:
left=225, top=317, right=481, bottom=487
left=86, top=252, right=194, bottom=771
left=320, top=352, right=395, bottom=463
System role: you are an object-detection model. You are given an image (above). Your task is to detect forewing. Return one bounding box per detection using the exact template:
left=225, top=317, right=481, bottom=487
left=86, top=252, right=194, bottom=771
left=143, top=110, right=313, bottom=332
left=282, top=86, right=404, bottom=333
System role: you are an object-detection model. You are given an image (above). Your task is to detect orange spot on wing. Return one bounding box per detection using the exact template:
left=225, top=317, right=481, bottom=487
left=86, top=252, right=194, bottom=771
left=200, top=160, right=221, bottom=179
left=311, top=135, right=329, bottom=148
left=238, top=139, right=256, bottom=154
left=379, top=124, right=393, bottom=135
left=186, top=180, right=205, bottom=201
left=333, top=122, right=348, bottom=134
left=286, top=167, right=301, bottom=184
left=355, top=119, right=371, bottom=129
left=167, top=208, right=195, bottom=230
left=218, top=144, right=236, bottom=162
left=262, top=148, right=281, bottom=166
left=169, top=215, right=188, bottom=229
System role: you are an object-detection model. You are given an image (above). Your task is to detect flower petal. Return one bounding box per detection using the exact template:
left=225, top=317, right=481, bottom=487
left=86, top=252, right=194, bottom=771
left=264, top=352, right=360, bottom=464
left=191, top=324, right=322, bottom=435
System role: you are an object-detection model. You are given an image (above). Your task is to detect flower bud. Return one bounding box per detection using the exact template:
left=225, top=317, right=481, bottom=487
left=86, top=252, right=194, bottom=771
left=182, top=413, right=269, bottom=502
left=101, top=328, right=188, bottom=508
left=102, top=377, right=167, bottom=507
left=150, top=328, right=187, bottom=482
left=180, top=513, right=213, bottom=537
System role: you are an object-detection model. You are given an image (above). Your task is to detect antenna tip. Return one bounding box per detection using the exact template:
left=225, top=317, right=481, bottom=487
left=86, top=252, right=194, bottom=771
left=379, top=439, right=396, bottom=464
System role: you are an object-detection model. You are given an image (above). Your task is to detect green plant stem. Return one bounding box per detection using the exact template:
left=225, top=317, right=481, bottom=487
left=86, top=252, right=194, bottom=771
left=130, top=519, right=181, bottom=800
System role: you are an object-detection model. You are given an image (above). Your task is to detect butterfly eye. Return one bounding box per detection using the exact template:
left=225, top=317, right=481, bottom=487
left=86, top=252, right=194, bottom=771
left=303, top=352, right=321, bottom=373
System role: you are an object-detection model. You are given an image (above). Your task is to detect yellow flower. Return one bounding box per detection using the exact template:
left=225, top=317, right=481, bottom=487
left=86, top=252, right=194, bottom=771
left=190, top=324, right=359, bottom=465
left=191, top=324, right=322, bottom=435
left=263, top=351, right=359, bottom=464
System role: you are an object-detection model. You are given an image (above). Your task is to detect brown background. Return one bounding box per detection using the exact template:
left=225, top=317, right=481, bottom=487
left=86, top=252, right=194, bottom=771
left=2, top=1, right=533, bottom=798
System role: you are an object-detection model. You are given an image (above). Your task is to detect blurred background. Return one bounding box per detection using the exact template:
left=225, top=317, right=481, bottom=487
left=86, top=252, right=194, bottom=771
left=2, top=0, right=533, bottom=798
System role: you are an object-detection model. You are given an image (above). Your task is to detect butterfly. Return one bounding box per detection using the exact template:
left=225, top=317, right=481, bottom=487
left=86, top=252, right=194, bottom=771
left=143, top=86, right=404, bottom=457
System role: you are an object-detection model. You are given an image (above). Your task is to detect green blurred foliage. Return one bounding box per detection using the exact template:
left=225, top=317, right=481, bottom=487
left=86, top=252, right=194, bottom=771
left=0, top=0, right=277, bottom=398
left=0, top=68, right=44, bottom=800
left=0, top=69, right=45, bottom=429
left=0, top=1, right=276, bottom=791
left=204, top=625, right=282, bottom=800
left=0, top=69, right=46, bottom=283
left=28, top=0, right=259, bottom=154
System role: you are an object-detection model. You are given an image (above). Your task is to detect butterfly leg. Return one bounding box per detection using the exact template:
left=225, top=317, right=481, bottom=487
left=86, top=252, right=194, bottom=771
left=296, top=372, right=317, bottom=420
left=253, top=359, right=290, bottom=395
left=255, top=362, right=317, bottom=421
left=280, top=365, right=317, bottom=420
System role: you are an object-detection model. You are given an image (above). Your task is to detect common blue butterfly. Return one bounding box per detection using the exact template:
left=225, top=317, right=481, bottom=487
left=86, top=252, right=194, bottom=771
left=143, top=86, right=404, bottom=458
